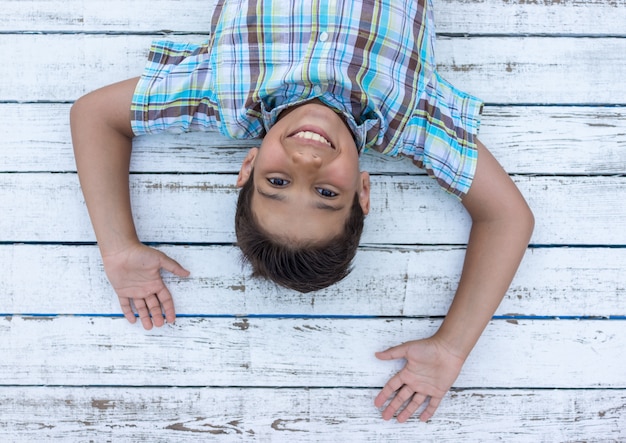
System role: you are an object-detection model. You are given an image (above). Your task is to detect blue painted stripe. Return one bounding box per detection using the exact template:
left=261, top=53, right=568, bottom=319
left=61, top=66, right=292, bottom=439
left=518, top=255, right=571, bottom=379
left=2, top=313, right=625, bottom=320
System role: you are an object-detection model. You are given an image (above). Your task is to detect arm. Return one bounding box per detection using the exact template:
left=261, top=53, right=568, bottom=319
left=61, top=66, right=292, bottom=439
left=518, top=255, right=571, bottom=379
left=375, top=139, right=534, bottom=422
left=70, top=78, right=189, bottom=330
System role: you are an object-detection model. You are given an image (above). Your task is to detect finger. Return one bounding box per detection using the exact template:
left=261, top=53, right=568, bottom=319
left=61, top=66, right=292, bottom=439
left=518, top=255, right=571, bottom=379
left=397, top=393, right=428, bottom=423
left=374, top=373, right=404, bottom=408
left=156, top=287, right=176, bottom=324
left=118, top=297, right=137, bottom=324
left=382, top=385, right=414, bottom=421
left=133, top=298, right=153, bottom=330
left=375, top=343, right=407, bottom=361
left=160, top=254, right=190, bottom=278
left=145, top=294, right=165, bottom=328
left=420, top=396, right=442, bottom=422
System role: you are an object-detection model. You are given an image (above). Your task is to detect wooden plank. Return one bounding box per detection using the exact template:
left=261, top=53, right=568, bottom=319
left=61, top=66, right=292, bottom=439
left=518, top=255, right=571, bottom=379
left=2, top=104, right=625, bottom=175
left=1, top=245, right=624, bottom=317
left=0, top=34, right=168, bottom=101
left=0, top=387, right=624, bottom=441
left=2, top=35, right=626, bottom=104
left=2, top=0, right=625, bottom=36
left=435, top=0, right=626, bottom=36
left=0, top=316, right=623, bottom=387
left=0, top=174, right=624, bottom=245
left=0, top=0, right=218, bottom=33
left=436, top=36, right=626, bottom=104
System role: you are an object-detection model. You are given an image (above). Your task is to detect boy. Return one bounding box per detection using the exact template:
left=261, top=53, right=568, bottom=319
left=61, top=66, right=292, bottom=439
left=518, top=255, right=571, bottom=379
left=71, top=0, right=534, bottom=423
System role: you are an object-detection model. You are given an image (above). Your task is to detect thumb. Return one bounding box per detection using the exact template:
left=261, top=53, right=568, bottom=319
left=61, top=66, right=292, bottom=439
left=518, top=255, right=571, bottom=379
left=159, top=253, right=191, bottom=278
left=375, top=342, right=408, bottom=361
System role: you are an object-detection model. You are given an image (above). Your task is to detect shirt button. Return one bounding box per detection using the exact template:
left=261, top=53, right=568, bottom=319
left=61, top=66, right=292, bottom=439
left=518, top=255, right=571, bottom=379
left=313, top=85, right=322, bottom=95
left=319, top=32, right=329, bottom=42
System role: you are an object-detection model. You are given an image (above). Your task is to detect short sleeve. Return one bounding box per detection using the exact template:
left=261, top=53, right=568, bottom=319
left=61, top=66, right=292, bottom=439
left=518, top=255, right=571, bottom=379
left=131, top=40, right=221, bottom=136
left=400, top=72, right=483, bottom=199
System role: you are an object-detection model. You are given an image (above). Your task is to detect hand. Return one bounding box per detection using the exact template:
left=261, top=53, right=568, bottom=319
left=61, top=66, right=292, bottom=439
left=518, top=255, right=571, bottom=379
left=102, top=243, right=190, bottom=330
left=374, top=337, right=465, bottom=422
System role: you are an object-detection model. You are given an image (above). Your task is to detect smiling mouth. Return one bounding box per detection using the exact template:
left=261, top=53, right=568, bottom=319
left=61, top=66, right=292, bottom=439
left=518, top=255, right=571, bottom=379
left=291, top=130, right=334, bottom=149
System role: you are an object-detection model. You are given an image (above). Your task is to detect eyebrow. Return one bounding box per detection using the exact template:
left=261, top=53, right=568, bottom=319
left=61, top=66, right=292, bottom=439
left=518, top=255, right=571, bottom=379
left=256, top=187, right=345, bottom=212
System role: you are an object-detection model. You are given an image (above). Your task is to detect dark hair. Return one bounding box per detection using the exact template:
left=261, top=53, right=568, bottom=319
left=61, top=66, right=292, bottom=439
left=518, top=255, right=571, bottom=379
left=235, top=170, right=365, bottom=293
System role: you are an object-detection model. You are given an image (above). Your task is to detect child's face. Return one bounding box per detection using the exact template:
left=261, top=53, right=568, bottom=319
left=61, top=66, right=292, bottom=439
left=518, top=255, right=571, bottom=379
left=237, top=101, right=370, bottom=244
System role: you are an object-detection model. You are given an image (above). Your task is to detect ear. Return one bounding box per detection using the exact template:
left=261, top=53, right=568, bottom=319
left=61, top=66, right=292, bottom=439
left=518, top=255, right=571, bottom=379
left=358, top=171, right=371, bottom=215
left=236, top=148, right=259, bottom=188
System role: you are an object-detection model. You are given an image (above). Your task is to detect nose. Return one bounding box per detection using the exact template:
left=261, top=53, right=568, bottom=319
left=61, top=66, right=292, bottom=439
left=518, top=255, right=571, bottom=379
left=291, top=150, right=323, bottom=170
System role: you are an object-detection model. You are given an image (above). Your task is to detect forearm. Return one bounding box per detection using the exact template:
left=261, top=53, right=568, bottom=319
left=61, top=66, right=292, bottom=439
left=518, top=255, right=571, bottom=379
left=70, top=78, right=141, bottom=256
left=72, top=116, right=136, bottom=254
left=435, top=212, right=533, bottom=359
left=435, top=139, right=534, bottom=360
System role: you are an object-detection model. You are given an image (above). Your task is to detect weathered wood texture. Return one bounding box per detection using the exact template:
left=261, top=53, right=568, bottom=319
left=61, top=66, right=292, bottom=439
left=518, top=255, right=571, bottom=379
left=2, top=388, right=623, bottom=442
left=1, top=0, right=624, bottom=441
left=1, top=316, right=624, bottom=387
left=2, top=0, right=625, bottom=35
left=1, top=245, right=624, bottom=317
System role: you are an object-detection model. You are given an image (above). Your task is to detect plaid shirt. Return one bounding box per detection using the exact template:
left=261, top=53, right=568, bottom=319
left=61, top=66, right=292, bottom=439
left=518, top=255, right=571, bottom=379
left=132, top=0, right=483, bottom=198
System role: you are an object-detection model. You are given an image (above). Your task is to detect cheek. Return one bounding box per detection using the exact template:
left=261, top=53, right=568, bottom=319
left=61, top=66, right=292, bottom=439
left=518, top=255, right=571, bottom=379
left=330, top=163, right=361, bottom=190
left=256, top=141, right=287, bottom=169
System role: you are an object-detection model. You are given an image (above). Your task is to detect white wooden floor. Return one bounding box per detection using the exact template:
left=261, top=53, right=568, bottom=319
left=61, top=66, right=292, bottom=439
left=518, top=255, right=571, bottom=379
left=1, top=0, right=625, bottom=441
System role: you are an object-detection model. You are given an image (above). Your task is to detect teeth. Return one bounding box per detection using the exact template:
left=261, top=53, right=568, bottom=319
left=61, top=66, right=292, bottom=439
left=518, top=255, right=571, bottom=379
left=293, top=131, right=332, bottom=147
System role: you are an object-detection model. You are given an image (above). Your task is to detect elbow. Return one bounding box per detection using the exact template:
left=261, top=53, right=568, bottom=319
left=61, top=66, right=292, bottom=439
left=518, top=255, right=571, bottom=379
left=70, top=93, right=92, bottom=132
left=513, top=197, right=535, bottom=246
left=69, top=98, right=79, bottom=132
left=70, top=94, right=90, bottom=142
left=70, top=95, right=94, bottom=165
left=522, top=203, right=535, bottom=245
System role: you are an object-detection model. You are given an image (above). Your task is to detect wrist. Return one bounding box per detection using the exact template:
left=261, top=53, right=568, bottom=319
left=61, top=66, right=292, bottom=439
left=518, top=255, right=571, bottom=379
left=99, top=237, right=142, bottom=261
left=431, top=327, right=474, bottom=362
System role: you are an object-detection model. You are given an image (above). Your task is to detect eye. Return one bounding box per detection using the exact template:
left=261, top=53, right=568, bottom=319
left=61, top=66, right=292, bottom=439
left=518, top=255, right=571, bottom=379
left=316, top=187, right=337, bottom=198
left=268, top=177, right=290, bottom=187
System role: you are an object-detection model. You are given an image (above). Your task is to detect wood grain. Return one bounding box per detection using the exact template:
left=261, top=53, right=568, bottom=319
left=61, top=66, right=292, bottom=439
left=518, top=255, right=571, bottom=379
left=1, top=245, right=624, bottom=317
left=1, top=387, right=623, bottom=441
left=2, top=0, right=625, bottom=35
left=0, top=316, right=623, bottom=388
